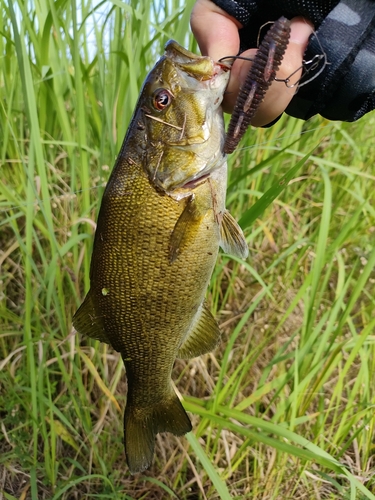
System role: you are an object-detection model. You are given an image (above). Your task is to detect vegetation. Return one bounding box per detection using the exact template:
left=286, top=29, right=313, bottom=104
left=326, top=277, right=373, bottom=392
left=1, top=0, right=375, bottom=498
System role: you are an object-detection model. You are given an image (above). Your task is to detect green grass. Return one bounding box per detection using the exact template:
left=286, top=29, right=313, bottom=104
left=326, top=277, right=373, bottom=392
left=1, top=0, right=375, bottom=498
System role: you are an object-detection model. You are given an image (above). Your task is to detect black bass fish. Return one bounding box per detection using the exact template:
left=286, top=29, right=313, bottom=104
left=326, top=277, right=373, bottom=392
left=73, top=40, right=248, bottom=474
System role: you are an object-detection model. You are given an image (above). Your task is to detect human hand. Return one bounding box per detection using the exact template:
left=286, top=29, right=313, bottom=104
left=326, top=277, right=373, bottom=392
left=190, top=0, right=313, bottom=126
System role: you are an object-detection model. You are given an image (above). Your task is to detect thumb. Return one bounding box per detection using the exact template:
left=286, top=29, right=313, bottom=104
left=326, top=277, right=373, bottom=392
left=190, top=0, right=241, bottom=61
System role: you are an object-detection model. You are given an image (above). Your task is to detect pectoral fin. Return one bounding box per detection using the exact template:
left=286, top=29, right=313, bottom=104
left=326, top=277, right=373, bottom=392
left=169, top=195, right=203, bottom=263
left=177, top=302, right=221, bottom=359
left=220, top=210, right=249, bottom=259
left=73, top=291, right=110, bottom=343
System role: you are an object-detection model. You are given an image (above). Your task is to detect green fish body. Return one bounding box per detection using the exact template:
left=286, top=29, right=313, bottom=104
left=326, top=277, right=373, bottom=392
left=73, top=41, right=248, bottom=474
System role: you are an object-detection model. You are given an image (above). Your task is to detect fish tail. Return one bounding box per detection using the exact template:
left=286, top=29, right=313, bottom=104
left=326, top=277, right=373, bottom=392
left=124, top=390, right=192, bottom=474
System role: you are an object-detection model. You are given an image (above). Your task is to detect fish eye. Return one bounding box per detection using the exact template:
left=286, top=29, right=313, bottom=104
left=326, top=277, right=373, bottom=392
left=152, top=89, right=173, bottom=110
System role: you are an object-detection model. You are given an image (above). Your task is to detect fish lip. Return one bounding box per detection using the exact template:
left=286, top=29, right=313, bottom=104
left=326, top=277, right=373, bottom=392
left=164, top=172, right=211, bottom=201
left=159, top=153, right=227, bottom=195
left=164, top=40, right=204, bottom=62
left=180, top=172, right=210, bottom=190
left=153, top=171, right=210, bottom=195
left=165, top=39, right=231, bottom=69
left=164, top=39, right=230, bottom=82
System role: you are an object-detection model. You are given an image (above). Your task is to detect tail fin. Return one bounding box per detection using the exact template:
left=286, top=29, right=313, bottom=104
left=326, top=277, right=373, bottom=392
left=124, top=390, right=192, bottom=474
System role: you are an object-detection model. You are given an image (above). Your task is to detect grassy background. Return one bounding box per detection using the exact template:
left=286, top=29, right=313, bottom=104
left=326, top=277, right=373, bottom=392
left=1, top=0, right=375, bottom=498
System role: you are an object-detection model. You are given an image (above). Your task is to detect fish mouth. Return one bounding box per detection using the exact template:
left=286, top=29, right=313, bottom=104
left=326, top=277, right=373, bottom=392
left=164, top=40, right=230, bottom=81
left=180, top=173, right=210, bottom=190
left=165, top=172, right=211, bottom=201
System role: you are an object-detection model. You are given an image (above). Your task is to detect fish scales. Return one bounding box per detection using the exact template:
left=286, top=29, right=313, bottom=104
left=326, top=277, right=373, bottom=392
left=90, top=162, right=219, bottom=392
left=73, top=40, right=248, bottom=474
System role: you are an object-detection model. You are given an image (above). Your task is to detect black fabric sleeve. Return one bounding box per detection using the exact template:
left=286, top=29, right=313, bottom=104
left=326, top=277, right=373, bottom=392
left=210, top=0, right=375, bottom=122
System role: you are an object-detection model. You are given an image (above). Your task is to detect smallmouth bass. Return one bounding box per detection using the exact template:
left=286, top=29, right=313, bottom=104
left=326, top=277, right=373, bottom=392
left=73, top=40, right=248, bottom=474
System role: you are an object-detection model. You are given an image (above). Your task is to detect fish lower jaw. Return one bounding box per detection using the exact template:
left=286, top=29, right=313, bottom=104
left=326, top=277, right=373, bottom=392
left=181, top=172, right=210, bottom=190
left=166, top=173, right=211, bottom=201
left=165, top=153, right=227, bottom=201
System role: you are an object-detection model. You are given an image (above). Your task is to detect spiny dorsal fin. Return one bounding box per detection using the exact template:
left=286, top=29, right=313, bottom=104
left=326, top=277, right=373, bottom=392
left=177, top=302, right=221, bottom=359
left=220, top=210, right=249, bottom=259
left=169, top=195, right=203, bottom=263
left=72, top=291, right=110, bottom=343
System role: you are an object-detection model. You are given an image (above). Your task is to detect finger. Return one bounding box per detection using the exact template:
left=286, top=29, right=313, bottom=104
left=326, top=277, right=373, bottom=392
left=190, top=0, right=241, bottom=61
left=223, top=18, right=314, bottom=125
left=252, top=18, right=314, bottom=125
left=222, top=47, right=258, bottom=114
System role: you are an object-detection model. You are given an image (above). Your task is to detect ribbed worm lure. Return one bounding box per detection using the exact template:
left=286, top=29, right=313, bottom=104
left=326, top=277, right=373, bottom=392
left=223, top=17, right=291, bottom=154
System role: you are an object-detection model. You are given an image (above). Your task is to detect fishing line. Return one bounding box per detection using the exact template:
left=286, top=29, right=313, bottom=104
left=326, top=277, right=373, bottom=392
left=219, top=55, right=255, bottom=64
left=275, top=33, right=328, bottom=89
left=0, top=124, right=335, bottom=216
left=0, top=185, right=105, bottom=215
left=220, top=29, right=328, bottom=90
left=234, top=122, right=334, bottom=152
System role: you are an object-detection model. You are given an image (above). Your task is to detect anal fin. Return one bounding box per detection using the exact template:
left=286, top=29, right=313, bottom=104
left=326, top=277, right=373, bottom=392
left=177, top=302, right=221, bottom=359
left=220, top=209, right=249, bottom=259
left=72, top=291, right=110, bottom=343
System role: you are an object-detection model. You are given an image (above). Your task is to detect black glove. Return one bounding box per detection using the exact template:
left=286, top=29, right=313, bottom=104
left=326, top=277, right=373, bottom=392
left=212, top=0, right=375, bottom=121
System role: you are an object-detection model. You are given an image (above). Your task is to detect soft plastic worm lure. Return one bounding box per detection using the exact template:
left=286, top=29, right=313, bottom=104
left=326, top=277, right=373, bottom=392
left=223, top=16, right=291, bottom=154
